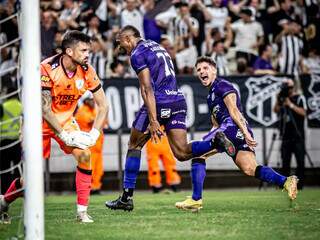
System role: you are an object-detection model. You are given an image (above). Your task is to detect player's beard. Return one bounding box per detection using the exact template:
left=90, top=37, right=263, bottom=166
left=72, top=57, right=88, bottom=67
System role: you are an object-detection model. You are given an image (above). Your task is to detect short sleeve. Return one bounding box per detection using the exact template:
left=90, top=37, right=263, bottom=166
left=297, top=95, right=307, bottom=110
left=40, top=64, right=53, bottom=89
left=256, top=23, right=264, bottom=37
left=131, top=51, right=148, bottom=74
left=86, top=66, right=101, bottom=93
left=231, top=21, right=240, bottom=32
left=217, top=80, right=236, bottom=98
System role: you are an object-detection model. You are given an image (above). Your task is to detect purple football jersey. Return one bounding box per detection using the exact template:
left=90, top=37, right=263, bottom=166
left=130, top=39, right=185, bottom=104
left=207, top=78, right=242, bottom=125
left=204, top=78, right=255, bottom=158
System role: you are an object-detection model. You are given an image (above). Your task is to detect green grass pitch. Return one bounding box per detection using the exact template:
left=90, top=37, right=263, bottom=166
left=1, top=189, right=320, bottom=240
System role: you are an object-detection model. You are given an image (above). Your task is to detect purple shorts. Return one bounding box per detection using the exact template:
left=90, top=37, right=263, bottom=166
left=132, top=100, right=187, bottom=132
left=202, top=120, right=255, bottom=159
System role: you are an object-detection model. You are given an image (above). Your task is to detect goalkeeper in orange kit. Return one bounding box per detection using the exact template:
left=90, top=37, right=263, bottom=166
left=146, top=131, right=181, bottom=193
left=0, top=31, right=108, bottom=224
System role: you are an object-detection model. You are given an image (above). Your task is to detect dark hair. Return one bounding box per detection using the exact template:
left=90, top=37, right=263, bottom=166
left=240, top=8, right=252, bottom=17
left=119, top=25, right=141, bottom=38
left=195, top=56, right=216, bottom=68
left=110, top=61, right=123, bottom=71
left=258, top=44, right=270, bottom=56
left=212, top=40, right=223, bottom=49
left=61, top=30, right=91, bottom=52
left=237, top=58, right=247, bottom=73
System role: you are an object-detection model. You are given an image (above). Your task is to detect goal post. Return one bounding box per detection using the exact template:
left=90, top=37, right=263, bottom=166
left=21, top=0, right=44, bottom=239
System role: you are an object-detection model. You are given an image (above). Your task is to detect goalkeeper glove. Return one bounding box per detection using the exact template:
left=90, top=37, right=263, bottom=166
left=58, top=130, right=89, bottom=150
left=88, top=128, right=100, bottom=146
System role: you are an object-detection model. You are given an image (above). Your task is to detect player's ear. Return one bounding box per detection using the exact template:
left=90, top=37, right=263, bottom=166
left=66, top=47, right=73, bottom=56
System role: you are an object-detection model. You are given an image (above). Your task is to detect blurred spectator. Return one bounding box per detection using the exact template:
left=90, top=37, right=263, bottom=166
left=110, top=60, right=126, bottom=78
left=0, top=25, right=7, bottom=46
left=203, top=19, right=232, bottom=57
left=272, top=0, right=298, bottom=37
left=143, top=0, right=162, bottom=42
left=41, top=10, right=59, bottom=59
left=106, top=0, right=121, bottom=33
left=155, top=0, right=179, bottom=29
left=275, top=20, right=303, bottom=76
left=211, top=40, right=230, bottom=76
left=82, top=14, right=102, bottom=38
left=231, top=7, right=264, bottom=66
left=120, top=0, right=144, bottom=38
left=304, top=3, right=320, bottom=54
left=89, top=37, right=108, bottom=79
left=167, top=2, right=199, bottom=74
left=189, top=0, right=207, bottom=56
left=0, top=0, right=19, bottom=42
left=253, top=43, right=276, bottom=75
left=302, top=48, right=320, bottom=75
left=53, top=31, right=64, bottom=55
left=235, top=57, right=251, bottom=75
left=0, top=47, right=16, bottom=78
left=59, top=0, right=81, bottom=30
left=205, top=0, right=229, bottom=36
left=160, top=36, right=178, bottom=73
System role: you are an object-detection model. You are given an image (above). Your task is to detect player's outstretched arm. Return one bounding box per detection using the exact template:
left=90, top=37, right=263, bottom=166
left=138, top=68, right=164, bottom=143
left=223, top=93, right=257, bottom=149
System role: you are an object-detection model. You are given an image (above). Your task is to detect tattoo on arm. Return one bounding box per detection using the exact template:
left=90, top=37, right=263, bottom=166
left=42, top=90, right=52, bottom=114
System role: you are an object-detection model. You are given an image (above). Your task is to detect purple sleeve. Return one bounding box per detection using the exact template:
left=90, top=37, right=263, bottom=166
left=131, top=51, right=148, bottom=74
left=252, top=59, right=260, bottom=70
left=217, top=81, right=236, bottom=98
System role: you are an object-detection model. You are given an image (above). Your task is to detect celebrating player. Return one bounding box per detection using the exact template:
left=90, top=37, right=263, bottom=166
left=175, top=56, right=298, bottom=211
left=105, top=25, right=235, bottom=211
left=0, top=30, right=108, bottom=223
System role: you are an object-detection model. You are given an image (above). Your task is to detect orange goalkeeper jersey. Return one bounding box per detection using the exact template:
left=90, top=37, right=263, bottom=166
left=41, top=54, right=101, bottom=135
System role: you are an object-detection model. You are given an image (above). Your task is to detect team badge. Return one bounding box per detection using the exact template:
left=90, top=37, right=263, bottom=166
left=75, top=79, right=84, bottom=90
left=245, top=75, right=287, bottom=127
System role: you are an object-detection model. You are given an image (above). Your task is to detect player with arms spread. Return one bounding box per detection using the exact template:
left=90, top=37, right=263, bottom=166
left=105, top=26, right=234, bottom=211
left=175, top=56, right=298, bottom=211
left=0, top=31, right=108, bottom=223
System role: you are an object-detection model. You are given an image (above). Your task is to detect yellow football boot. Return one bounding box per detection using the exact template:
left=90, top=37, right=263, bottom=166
left=175, top=196, right=203, bottom=212
left=283, top=175, right=298, bottom=200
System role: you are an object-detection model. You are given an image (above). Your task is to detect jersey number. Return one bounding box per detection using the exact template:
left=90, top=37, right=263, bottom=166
left=156, top=52, right=175, bottom=77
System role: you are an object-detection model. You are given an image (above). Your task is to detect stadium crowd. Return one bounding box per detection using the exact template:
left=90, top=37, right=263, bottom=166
left=1, top=0, right=320, bottom=92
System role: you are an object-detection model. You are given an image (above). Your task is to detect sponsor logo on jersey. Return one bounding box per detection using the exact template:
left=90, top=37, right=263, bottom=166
left=160, top=108, right=171, bottom=118
left=41, top=75, right=50, bottom=82
left=75, top=79, right=84, bottom=90
left=52, top=95, right=81, bottom=105
left=171, top=120, right=186, bottom=125
left=165, top=89, right=183, bottom=95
